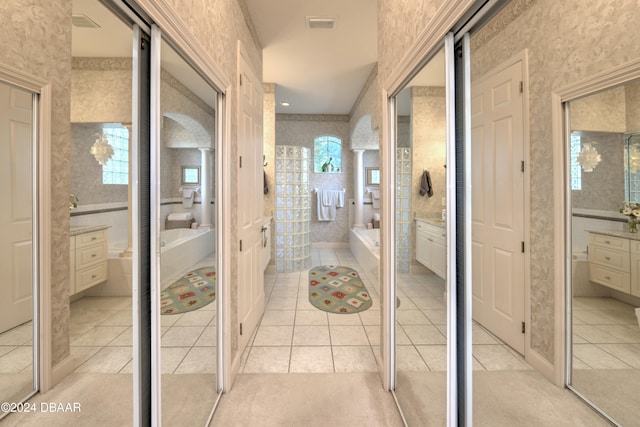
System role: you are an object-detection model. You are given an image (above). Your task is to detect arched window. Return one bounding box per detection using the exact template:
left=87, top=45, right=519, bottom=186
left=314, top=135, right=342, bottom=173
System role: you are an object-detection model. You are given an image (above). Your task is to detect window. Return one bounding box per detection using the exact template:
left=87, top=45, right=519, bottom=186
left=570, top=134, right=581, bottom=190
left=102, top=125, right=129, bottom=185
left=314, top=135, right=342, bottom=173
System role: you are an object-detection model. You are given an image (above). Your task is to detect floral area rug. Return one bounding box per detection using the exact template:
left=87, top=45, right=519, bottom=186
left=309, top=265, right=372, bottom=314
left=161, top=266, right=216, bottom=315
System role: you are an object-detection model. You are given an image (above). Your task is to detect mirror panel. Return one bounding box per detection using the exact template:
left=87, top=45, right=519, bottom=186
left=568, top=80, right=640, bottom=426
left=393, top=46, right=449, bottom=423
left=0, top=81, right=36, bottom=412
left=159, top=39, right=218, bottom=424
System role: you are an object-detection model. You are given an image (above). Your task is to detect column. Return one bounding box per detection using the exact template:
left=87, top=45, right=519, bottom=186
left=199, top=147, right=213, bottom=228
left=120, top=124, right=133, bottom=258
left=353, top=149, right=365, bottom=228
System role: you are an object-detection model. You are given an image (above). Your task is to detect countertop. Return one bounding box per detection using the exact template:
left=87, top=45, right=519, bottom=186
left=588, top=229, right=640, bottom=241
left=70, top=224, right=110, bottom=236
left=415, top=217, right=446, bottom=228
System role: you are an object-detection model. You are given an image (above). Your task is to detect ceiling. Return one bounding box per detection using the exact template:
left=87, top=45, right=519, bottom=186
left=244, top=0, right=377, bottom=115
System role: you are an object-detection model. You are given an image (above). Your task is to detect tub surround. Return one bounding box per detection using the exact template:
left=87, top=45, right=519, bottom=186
left=350, top=227, right=380, bottom=287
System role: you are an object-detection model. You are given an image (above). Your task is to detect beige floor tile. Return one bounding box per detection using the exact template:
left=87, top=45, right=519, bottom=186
left=594, top=324, right=640, bottom=344
left=422, top=309, right=447, bottom=325
left=332, top=346, right=378, bottom=372
left=75, top=347, right=132, bottom=373
left=396, top=345, right=429, bottom=371
left=108, top=327, right=133, bottom=346
left=270, top=287, right=299, bottom=298
left=571, top=356, right=592, bottom=370
left=260, top=310, right=296, bottom=326
left=573, top=344, right=632, bottom=369
left=194, top=325, right=216, bottom=347
left=292, top=325, right=330, bottom=346
left=472, top=324, right=499, bottom=345
left=296, top=298, right=317, bottom=310
left=396, top=297, right=418, bottom=310
left=252, top=325, right=293, bottom=346
left=289, top=346, right=334, bottom=373
left=70, top=346, right=102, bottom=370
left=410, top=296, right=445, bottom=310
left=161, top=326, right=206, bottom=347
left=473, top=345, right=531, bottom=371
left=174, top=347, right=216, bottom=374
left=359, top=309, right=381, bottom=325
left=397, top=310, right=431, bottom=325
left=0, top=346, right=17, bottom=358
left=173, top=309, right=215, bottom=327
left=161, top=347, right=190, bottom=374
left=0, top=347, right=32, bottom=373
left=596, top=343, right=640, bottom=368
left=161, top=313, right=184, bottom=327
left=70, top=309, right=120, bottom=326
left=416, top=345, right=447, bottom=371
left=572, top=324, right=621, bottom=344
left=266, top=297, right=298, bottom=310
left=403, top=325, right=446, bottom=345
left=100, top=310, right=134, bottom=326
left=330, top=325, right=370, bottom=346
left=0, top=324, right=34, bottom=346
left=365, top=325, right=380, bottom=346
left=328, top=312, right=363, bottom=326
left=295, top=310, right=328, bottom=326
left=243, top=347, right=290, bottom=373
left=72, top=326, right=129, bottom=347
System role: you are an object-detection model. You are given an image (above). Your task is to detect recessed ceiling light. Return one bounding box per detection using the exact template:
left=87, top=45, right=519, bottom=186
left=280, top=101, right=291, bottom=107
left=305, top=16, right=336, bottom=30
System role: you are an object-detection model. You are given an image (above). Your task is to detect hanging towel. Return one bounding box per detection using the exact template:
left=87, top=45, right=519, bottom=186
left=371, top=190, right=380, bottom=209
left=419, top=170, right=433, bottom=197
left=182, top=188, right=195, bottom=208
left=317, top=189, right=337, bottom=221
left=336, top=189, right=345, bottom=208
left=263, top=170, right=269, bottom=195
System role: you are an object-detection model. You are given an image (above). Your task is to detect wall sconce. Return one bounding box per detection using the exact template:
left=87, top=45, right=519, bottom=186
left=90, top=132, right=114, bottom=165
left=576, top=142, right=601, bottom=172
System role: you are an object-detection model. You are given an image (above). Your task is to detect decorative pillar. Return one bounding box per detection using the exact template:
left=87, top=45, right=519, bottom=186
left=121, top=124, right=133, bottom=258
left=199, top=147, right=213, bottom=228
left=353, top=149, right=365, bottom=228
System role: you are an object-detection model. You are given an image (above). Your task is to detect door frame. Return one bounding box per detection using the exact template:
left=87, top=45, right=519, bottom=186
left=0, top=64, right=50, bottom=393
left=554, top=57, right=640, bottom=389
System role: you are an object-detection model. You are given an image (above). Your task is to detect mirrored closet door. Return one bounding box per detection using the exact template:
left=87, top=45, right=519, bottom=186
left=155, top=36, right=220, bottom=425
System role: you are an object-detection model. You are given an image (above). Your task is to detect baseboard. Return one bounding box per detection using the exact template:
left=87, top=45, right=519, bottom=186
left=47, top=355, right=75, bottom=391
left=526, top=347, right=559, bottom=386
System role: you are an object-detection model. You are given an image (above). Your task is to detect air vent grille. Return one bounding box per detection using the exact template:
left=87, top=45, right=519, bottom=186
left=72, top=14, right=101, bottom=28
left=305, top=16, right=336, bottom=29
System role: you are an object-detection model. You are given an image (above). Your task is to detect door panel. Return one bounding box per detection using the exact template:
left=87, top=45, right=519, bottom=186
left=0, top=84, right=33, bottom=333
left=471, top=58, right=525, bottom=354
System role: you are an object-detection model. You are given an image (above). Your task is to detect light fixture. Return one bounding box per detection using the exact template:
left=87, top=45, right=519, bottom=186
left=305, top=16, right=336, bottom=29
left=280, top=101, right=290, bottom=107
left=576, top=142, right=601, bottom=172
left=90, top=132, right=114, bottom=165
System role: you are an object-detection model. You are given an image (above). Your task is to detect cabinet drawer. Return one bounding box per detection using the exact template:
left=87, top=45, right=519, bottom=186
left=589, top=246, right=630, bottom=272
left=75, top=242, right=107, bottom=269
left=75, top=262, right=107, bottom=292
left=589, top=233, right=629, bottom=251
left=76, top=230, right=107, bottom=249
left=631, top=240, right=640, bottom=254
left=589, top=263, right=630, bottom=293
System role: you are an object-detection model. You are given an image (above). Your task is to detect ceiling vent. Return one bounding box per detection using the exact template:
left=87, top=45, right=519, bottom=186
left=72, top=14, right=101, bottom=28
left=305, top=16, right=336, bottom=29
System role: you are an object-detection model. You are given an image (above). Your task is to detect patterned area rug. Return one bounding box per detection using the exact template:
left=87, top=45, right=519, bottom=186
left=309, top=265, right=372, bottom=314
left=161, top=266, right=216, bottom=315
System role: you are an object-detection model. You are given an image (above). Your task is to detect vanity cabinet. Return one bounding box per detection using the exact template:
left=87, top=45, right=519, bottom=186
left=70, top=227, right=108, bottom=295
left=416, top=219, right=446, bottom=279
left=588, top=231, right=640, bottom=296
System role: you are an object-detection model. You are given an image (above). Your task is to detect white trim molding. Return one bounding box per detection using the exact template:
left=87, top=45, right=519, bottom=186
left=0, top=63, right=55, bottom=392
left=552, top=56, right=640, bottom=387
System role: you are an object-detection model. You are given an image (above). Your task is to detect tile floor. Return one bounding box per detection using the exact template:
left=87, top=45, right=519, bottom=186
left=0, top=321, right=33, bottom=374
left=240, top=246, right=532, bottom=374
left=572, top=296, right=640, bottom=369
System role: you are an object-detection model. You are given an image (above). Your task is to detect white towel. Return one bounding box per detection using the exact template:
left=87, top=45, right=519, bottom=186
left=182, top=188, right=195, bottom=208
left=167, top=212, right=192, bottom=221
left=336, top=190, right=344, bottom=208
left=317, top=189, right=336, bottom=221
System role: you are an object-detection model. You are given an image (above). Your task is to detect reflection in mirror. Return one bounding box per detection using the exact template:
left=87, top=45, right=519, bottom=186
left=569, top=79, right=640, bottom=426
left=393, top=46, right=448, bottom=423
left=365, top=167, right=380, bottom=185
left=182, top=166, right=200, bottom=185
left=159, top=38, right=218, bottom=424
left=0, top=81, right=36, bottom=416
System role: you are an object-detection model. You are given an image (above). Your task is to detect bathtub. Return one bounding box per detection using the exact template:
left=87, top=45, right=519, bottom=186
left=161, top=228, right=215, bottom=283
left=349, top=228, right=380, bottom=285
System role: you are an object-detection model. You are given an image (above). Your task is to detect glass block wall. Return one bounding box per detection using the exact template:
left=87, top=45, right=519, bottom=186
left=274, top=146, right=311, bottom=272
left=396, top=147, right=412, bottom=273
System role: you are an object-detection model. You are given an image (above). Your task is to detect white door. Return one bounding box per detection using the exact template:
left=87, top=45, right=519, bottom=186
left=237, top=45, right=265, bottom=352
left=471, top=57, right=526, bottom=354
left=0, top=82, right=34, bottom=334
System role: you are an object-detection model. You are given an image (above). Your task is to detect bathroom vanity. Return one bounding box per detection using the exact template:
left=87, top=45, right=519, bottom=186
left=415, top=218, right=446, bottom=279
left=588, top=230, right=640, bottom=296
left=70, top=225, right=109, bottom=295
